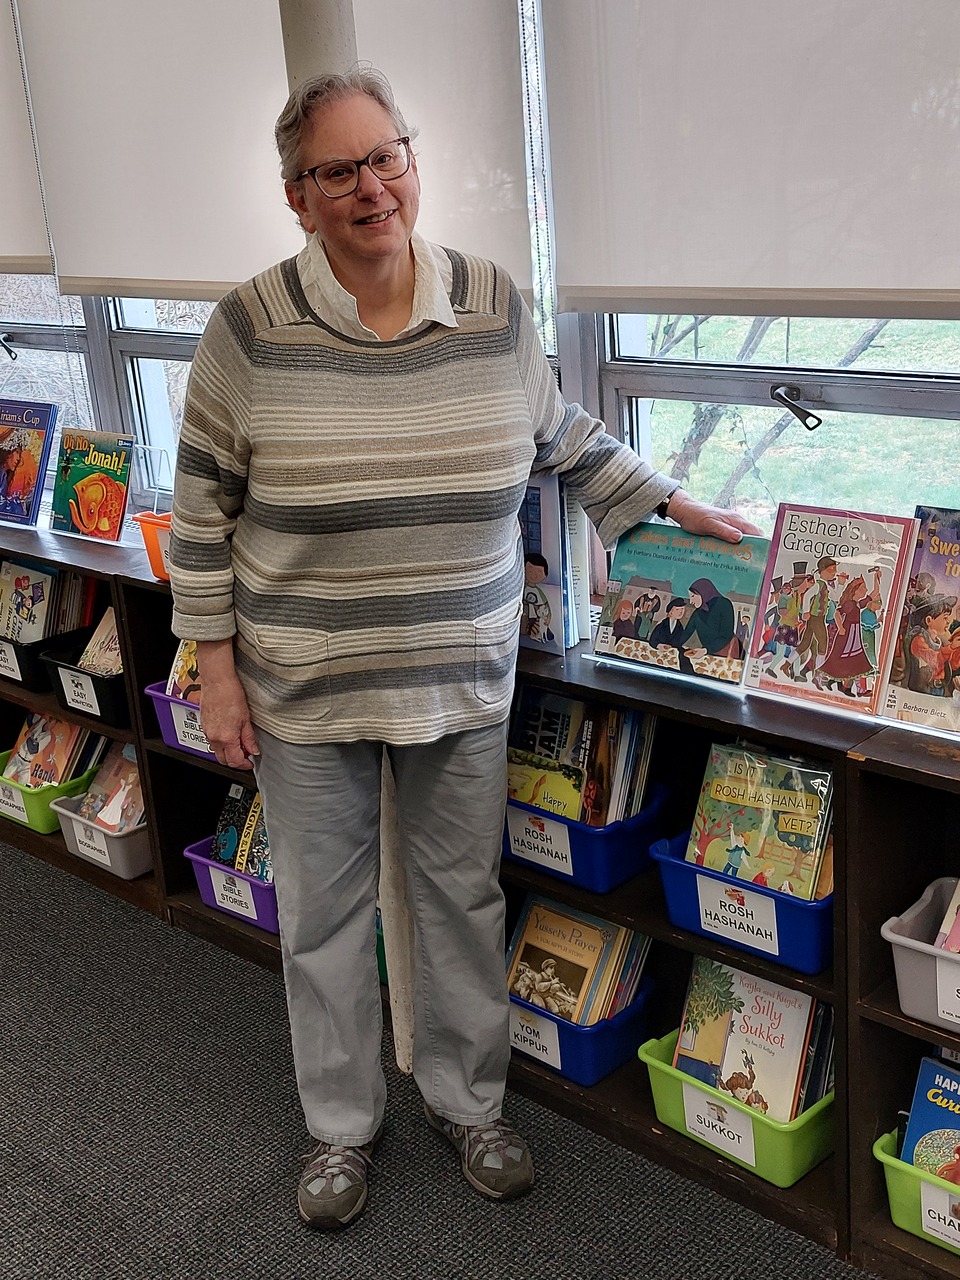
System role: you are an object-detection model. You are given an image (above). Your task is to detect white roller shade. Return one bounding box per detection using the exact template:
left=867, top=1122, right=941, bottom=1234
left=13, top=0, right=303, bottom=300
left=543, top=0, right=960, bottom=318
left=0, top=4, right=48, bottom=273
left=353, top=0, right=533, bottom=293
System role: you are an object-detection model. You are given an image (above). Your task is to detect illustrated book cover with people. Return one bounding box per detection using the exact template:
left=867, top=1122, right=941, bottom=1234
left=684, top=741, right=834, bottom=899
left=881, top=505, right=960, bottom=732
left=518, top=474, right=567, bottom=656
left=0, top=399, right=57, bottom=527
left=593, top=520, right=770, bottom=684
left=1, top=710, right=87, bottom=789
left=0, top=558, right=57, bottom=644
left=76, top=606, right=123, bottom=678
left=742, top=503, right=918, bottom=716
left=76, top=741, right=144, bottom=832
left=50, top=429, right=135, bottom=542
left=672, top=955, right=818, bottom=1122
left=505, top=894, right=632, bottom=1026
left=900, top=1056, right=960, bottom=1176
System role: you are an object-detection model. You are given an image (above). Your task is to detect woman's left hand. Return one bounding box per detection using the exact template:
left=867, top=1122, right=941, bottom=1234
left=665, top=490, right=763, bottom=542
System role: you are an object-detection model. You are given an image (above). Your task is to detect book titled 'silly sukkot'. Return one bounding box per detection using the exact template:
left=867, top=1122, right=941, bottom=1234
left=50, top=430, right=134, bottom=541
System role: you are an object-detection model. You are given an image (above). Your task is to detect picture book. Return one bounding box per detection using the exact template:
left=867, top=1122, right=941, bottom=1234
left=0, top=399, right=57, bottom=527
left=901, top=1056, right=960, bottom=1178
left=684, top=742, right=834, bottom=899
left=76, top=741, right=144, bottom=832
left=50, top=429, right=134, bottom=542
left=934, top=881, right=960, bottom=952
left=211, top=783, right=258, bottom=867
left=594, top=520, right=770, bottom=684
left=2, top=711, right=86, bottom=789
left=518, top=474, right=566, bottom=656
left=743, top=503, right=919, bottom=716
left=166, top=639, right=201, bottom=703
left=881, top=506, right=960, bottom=732
left=234, top=792, right=272, bottom=882
left=672, top=955, right=817, bottom=1122
left=77, top=607, right=123, bottom=677
left=0, top=558, right=57, bottom=644
left=505, top=894, right=631, bottom=1026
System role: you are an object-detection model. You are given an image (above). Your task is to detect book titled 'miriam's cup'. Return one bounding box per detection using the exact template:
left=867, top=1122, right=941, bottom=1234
left=0, top=398, right=58, bottom=527
left=50, top=429, right=134, bottom=542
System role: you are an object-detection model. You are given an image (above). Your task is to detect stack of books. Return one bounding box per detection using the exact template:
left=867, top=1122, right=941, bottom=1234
left=208, top=782, right=272, bottom=882
left=0, top=557, right=98, bottom=646
left=505, top=893, right=651, bottom=1026
left=518, top=475, right=593, bottom=655
left=75, top=741, right=144, bottom=832
left=2, top=710, right=108, bottom=789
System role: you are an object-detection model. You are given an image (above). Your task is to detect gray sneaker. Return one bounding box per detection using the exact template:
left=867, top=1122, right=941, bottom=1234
left=297, top=1126, right=381, bottom=1230
left=424, top=1104, right=534, bottom=1200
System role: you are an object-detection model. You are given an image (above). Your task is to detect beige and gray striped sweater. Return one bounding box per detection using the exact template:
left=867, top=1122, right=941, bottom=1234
left=169, top=247, right=673, bottom=745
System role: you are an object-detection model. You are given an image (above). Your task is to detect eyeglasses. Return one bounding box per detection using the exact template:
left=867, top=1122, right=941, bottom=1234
left=295, top=137, right=412, bottom=198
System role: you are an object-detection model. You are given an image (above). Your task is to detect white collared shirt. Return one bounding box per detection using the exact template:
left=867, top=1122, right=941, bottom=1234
left=297, top=231, right=458, bottom=340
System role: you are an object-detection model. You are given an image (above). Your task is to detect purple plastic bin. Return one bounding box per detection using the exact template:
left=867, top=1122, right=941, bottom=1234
left=145, top=681, right=216, bottom=760
left=183, top=836, right=279, bottom=933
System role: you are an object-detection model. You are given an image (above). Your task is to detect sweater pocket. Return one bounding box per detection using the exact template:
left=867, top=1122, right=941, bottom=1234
left=249, top=624, right=331, bottom=715
left=474, top=602, right=523, bottom=706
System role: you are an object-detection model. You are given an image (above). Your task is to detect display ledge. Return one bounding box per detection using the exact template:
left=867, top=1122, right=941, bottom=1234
left=506, top=1049, right=839, bottom=1251
left=518, top=643, right=879, bottom=758
left=858, top=979, right=960, bottom=1050
left=854, top=1212, right=960, bottom=1280
left=0, top=819, right=163, bottom=915
left=849, top=727, right=960, bottom=794
left=499, top=859, right=836, bottom=1002
left=165, top=888, right=282, bottom=973
left=0, top=523, right=156, bottom=583
left=0, top=680, right=136, bottom=742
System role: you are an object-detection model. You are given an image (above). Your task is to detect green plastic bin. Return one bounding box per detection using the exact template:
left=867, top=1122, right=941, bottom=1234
left=638, top=1029, right=835, bottom=1187
left=874, top=1128, right=960, bottom=1258
left=0, top=748, right=98, bottom=834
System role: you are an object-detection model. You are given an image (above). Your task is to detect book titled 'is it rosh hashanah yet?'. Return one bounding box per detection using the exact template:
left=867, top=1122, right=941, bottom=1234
left=50, top=430, right=134, bottom=541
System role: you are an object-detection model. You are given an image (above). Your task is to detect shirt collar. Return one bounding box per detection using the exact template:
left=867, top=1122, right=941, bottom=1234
left=297, top=231, right=457, bottom=340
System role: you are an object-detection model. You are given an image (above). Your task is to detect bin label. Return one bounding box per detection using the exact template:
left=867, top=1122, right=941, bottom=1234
left=681, top=1080, right=756, bottom=1166
left=509, top=1004, right=561, bottom=1069
left=207, top=865, right=258, bottom=921
left=935, top=957, right=960, bottom=1025
left=920, top=1180, right=960, bottom=1249
left=75, top=820, right=110, bottom=865
left=169, top=700, right=213, bottom=755
left=696, top=876, right=779, bottom=956
left=0, top=782, right=28, bottom=822
left=156, top=527, right=171, bottom=573
left=505, top=808, right=573, bottom=876
left=0, top=640, right=21, bottom=681
left=59, top=668, right=101, bottom=717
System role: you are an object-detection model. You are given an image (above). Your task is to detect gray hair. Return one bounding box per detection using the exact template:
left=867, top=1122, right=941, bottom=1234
left=275, top=64, right=417, bottom=182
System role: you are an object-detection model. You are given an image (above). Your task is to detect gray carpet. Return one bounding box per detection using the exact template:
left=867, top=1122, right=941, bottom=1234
left=1, top=843, right=879, bottom=1280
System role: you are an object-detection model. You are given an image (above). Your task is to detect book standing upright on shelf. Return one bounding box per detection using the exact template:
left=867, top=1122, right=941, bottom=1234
left=900, top=1056, right=960, bottom=1176
left=519, top=473, right=581, bottom=655
left=743, top=503, right=919, bottom=715
left=0, top=559, right=57, bottom=644
left=0, top=399, right=57, bottom=527
left=50, top=429, right=134, bottom=542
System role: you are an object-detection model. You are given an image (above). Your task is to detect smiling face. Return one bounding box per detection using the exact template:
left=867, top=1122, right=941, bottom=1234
left=284, top=92, right=420, bottom=281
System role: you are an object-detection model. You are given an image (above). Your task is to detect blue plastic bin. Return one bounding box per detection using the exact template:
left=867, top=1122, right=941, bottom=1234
left=650, top=832, right=833, bottom=975
left=509, top=978, right=653, bottom=1086
left=501, top=784, right=666, bottom=893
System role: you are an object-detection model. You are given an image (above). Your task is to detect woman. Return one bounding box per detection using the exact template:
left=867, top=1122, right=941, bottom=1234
left=169, top=66, right=759, bottom=1231
left=819, top=567, right=882, bottom=695
left=680, top=577, right=740, bottom=659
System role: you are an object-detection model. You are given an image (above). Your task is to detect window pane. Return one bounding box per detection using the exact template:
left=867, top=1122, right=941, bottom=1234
left=115, top=297, right=214, bottom=335
left=615, top=315, right=960, bottom=377
left=0, top=347, right=94, bottom=432
left=126, top=357, right=187, bottom=489
left=0, top=274, right=84, bottom=327
left=628, top=397, right=960, bottom=535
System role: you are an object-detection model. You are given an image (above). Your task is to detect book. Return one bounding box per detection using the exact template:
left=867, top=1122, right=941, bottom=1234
left=901, top=1056, right=960, bottom=1180
left=934, top=881, right=960, bottom=952
left=165, top=639, right=201, bottom=703
left=0, top=559, right=57, bottom=644
left=505, top=894, right=632, bottom=1026
left=743, top=503, right=919, bottom=715
left=234, top=792, right=272, bottom=882
left=211, top=783, right=258, bottom=867
left=518, top=474, right=566, bottom=656
left=0, top=399, right=57, bottom=526
left=76, top=741, right=144, bottom=832
left=564, top=486, right=593, bottom=642
left=882, top=506, right=960, bottom=732
left=594, top=520, right=770, bottom=684
left=672, top=955, right=817, bottom=1122
left=76, top=607, right=123, bottom=677
left=2, top=711, right=87, bottom=789
left=684, top=742, right=834, bottom=900
left=50, top=429, right=134, bottom=542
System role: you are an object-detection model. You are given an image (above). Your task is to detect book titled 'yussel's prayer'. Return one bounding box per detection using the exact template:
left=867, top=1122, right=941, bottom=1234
left=50, top=430, right=134, bottom=541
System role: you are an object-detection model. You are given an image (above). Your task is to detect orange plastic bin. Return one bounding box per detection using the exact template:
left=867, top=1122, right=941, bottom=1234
left=132, top=511, right=172, bottom=580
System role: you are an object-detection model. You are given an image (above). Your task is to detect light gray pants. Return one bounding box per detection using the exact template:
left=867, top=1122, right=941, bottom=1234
left=254, top=722, right=511, bottom=1146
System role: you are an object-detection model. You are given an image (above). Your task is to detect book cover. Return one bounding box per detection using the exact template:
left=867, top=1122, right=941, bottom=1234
left=77, top=741, right=144, bottom=832
left=882, top=506, right=960, bottom=732
left=50, top=429, right=134, bottom=542
left=672, top=956, right=816, bottom=1122
left=211, top=783, right=257, bottom=867
left=0, top=399, right=57, bottom=526
left=0, top=558, right=57, bottom=644
left=2, top=711, right=85, bottom=789
left=934, top=881, right=960, bottom=951
left=518, top=474, right=566, bottom=656
left=684, top=742, right=834, bottom=899
left=743, top=503, right=919, bottom=715
left=234, top=792, right=272, bottom=882
left=165, top=639, right=201, bottom=703
left=505, top=895, right=629, bottom=1026
left=77, top=606, right=123, bottom=677
left=901, top=1056, right=960, bottom=1179
left=594, top=520, right=770, bottom=684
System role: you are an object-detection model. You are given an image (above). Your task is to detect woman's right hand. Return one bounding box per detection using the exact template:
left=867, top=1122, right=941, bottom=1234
left=195, top=639, right=260, bottom=770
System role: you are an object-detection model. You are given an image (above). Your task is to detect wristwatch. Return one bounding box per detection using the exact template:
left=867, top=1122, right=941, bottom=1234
left=655, top=487, right=680, bottom=520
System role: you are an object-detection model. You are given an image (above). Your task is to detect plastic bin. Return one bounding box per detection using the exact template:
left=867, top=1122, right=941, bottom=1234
left=0, top=625, right=92, bottom=693
left=510, top=978, right=653, bottom=1086
left=638, top=1029, right=834, bottom=1188
left=132, top=511, right=172, bottom=581
left=41, top=640, right=129, bottom=727
left=881, top=877, right=960, bottom=1033
left=650, top=832, right=833, bottom=975
left=874, top=1127, right=960, bottom=1257
left=183, top=835, right=279, bottom=933
left=49, top=793, right=151, bottom=879
left=144, top=682, right=215, bottom=760
left=501, top=784, right=667, bottom=893
left=0, top=749, right=99, bottom=834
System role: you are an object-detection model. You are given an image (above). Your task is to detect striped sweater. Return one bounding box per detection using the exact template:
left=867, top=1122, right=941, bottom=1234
left=169, top=246, right=673, bottom=745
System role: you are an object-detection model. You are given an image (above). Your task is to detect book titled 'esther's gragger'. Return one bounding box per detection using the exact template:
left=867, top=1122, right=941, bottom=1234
left=50, top=430, right=134, bottom=542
